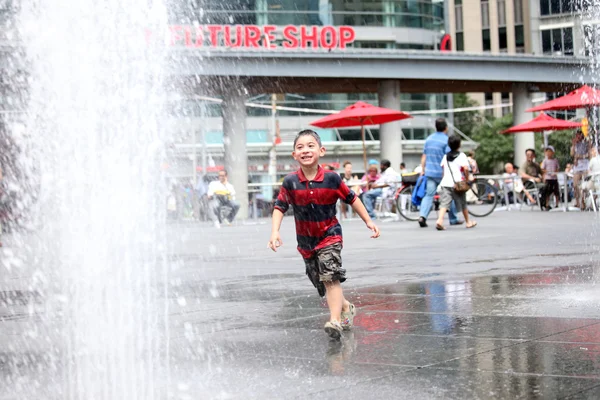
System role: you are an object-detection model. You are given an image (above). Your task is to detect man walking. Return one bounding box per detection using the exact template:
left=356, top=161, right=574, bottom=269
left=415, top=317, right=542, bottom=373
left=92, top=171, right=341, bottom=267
left=418, top=118, right=461, bottom=227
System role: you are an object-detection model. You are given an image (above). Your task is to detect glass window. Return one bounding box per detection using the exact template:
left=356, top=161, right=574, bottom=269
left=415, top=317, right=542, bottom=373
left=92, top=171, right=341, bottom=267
left=499, top=27, right=507, bottom=51
left=552, top=28, right=562, bottom=53
left=550, top=0, right=560, bottom=14
left=561, top=0, right=572, bottom=13
left=584, top=24, right=598, bottom=57
left=515, top=25, right=525, bottom=51
left=482, top=29, right=491, bottom=51
left=541, top=30, right=552, bottom=53
left=481, top=1, right=490, bottom=28
left=563, top=27, right=573, bottom=55
left=540, top=0, right=550, bottom=15
left=455, top=4, right=463, bottom=32
left=514, top=0, right=523, bottom=23
left=497, top=0, right=506, bottom=27
left=456, top=32, right=464, bottom=51
left=412, top=129, right=427, bottom=140
left=484, top=93, right=494, bottom=116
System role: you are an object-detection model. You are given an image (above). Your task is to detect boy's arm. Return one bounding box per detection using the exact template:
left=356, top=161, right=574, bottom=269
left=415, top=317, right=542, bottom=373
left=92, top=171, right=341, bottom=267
left=350, top=198, right=380, bottom=238
left=268, top=209, right=285, bottom=251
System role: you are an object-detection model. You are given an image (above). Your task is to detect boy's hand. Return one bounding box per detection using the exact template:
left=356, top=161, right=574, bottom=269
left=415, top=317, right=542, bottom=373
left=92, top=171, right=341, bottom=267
left=366, top=221, right=380, bottom=238
left=268, top=233, right=283, bottom=252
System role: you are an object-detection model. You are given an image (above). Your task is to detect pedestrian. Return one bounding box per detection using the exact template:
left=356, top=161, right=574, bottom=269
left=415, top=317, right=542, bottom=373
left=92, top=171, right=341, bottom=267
left=571, top=131, right=590, bottom=209
left=467, top=151, right=479, bottom=175
left=541, top=145, right=560, bottom=211
left=418, top=118, right=462, bottom=228
left=340, top=161, right=360, bottom=218
left=399, top=162, right=408, bottom=174
left=268, top=129, right=380, bottom=340
left=435, top=135, right=477, bottom=230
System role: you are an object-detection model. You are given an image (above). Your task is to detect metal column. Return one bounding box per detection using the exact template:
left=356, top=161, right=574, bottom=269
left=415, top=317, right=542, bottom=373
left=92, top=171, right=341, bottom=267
left=512, top=83, right=535, bottom=168
left=378, top=80, right=403, bottom=169
left=222, top=87, right=249, bottom=219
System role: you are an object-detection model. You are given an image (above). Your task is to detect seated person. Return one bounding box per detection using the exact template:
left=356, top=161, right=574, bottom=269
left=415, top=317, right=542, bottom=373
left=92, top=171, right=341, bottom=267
left=361, top=160, right=380, bottom=190
left=502, top=162, right=535, bottom=204
left=208, top=170, right=240, bottom=228
left=363, top=159, right=399, bottom=218
left=585, top=147, right=600, bottom=202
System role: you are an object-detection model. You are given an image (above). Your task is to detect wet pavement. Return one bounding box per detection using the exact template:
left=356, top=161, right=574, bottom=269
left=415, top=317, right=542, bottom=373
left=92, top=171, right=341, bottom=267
left=3, top=212, right=600, bottom=399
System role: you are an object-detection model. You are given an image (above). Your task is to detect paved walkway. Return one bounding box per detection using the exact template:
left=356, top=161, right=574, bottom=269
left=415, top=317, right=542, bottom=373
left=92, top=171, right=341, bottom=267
left=2, top=212, right=600, bottom=399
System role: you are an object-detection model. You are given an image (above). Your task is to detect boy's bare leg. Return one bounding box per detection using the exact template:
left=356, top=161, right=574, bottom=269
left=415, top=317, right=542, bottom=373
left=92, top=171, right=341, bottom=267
left=324, top=281, right=349, bottom=322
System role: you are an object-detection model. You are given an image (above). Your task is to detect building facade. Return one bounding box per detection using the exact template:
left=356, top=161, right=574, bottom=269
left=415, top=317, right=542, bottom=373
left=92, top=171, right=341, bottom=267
left=165, top=0, right=454, bottom=185
left=448, top=0, right=597, bottom=119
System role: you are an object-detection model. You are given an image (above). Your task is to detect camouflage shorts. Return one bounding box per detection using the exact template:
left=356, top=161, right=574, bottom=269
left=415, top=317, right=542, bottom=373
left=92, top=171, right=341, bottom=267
left=303, top=243, right=346, bottom=297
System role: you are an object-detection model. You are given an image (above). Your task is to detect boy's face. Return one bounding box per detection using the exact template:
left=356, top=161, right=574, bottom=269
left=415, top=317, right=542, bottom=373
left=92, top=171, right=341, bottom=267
left=545, top=149, right=554, bottom=158
left=292, top=135, right=325, bottom=167
left=344, top=163, right=352, bottom=174
left=368, top=167, right=378, bottom=176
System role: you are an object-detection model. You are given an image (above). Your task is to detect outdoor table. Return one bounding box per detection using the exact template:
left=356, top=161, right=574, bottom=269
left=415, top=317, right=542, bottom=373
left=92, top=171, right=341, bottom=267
left=550, top=172, right=580, bottom=212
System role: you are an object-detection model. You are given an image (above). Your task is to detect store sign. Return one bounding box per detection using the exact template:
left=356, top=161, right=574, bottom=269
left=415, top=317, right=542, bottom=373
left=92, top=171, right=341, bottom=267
left=158, top=25, right=356, bottom=50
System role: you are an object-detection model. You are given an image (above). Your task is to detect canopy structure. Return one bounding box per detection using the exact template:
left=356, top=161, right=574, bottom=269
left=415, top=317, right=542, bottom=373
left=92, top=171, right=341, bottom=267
left=501, top=112, right=582, bottom=134
left=527, top=85, right=600, bottom=112
left=311, top=101, right=412, bottom=170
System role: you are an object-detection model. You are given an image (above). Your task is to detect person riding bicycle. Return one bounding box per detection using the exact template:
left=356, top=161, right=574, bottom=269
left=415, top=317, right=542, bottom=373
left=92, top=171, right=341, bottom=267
left=208, top=170, right=240, bottom=228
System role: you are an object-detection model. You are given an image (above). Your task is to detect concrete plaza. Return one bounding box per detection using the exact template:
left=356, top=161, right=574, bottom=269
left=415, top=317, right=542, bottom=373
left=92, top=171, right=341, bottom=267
left=3, top=211, right=600, bottom=399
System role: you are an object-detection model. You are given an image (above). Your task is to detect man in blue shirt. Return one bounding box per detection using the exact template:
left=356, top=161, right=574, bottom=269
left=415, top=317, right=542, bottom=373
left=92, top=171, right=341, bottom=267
left=418, top=118, right=461, bottom=227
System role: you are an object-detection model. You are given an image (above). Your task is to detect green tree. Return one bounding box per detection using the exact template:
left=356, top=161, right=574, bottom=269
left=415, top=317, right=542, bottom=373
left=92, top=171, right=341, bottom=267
left=453, top=93, right=479, bottom=136
left=471, top=114, right=514, bottom=174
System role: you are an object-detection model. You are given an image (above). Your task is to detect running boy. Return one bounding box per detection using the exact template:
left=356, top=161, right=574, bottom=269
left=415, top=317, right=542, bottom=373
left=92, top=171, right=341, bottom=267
left=435, top=135, right=477, bottom=230
left=268, top=129, right=380, bottom=340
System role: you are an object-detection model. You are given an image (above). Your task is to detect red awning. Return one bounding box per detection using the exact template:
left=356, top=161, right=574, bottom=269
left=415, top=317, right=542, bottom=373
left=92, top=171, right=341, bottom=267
left=310, top=101, right=412, bottom=128
left=501, top=112, right=582, bottom=134
left=527, top=85, right=600, bottom=112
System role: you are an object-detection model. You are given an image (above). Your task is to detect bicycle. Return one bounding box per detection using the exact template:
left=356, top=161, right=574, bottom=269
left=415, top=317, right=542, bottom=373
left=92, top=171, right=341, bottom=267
left=395, top=176, right=498, bottom=221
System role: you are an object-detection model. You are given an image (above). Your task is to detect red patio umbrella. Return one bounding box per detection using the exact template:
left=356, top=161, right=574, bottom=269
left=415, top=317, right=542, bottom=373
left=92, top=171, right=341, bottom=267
left=501, top=112, right=582, bottom=134
left=310, top=101, right=412, bottom=170
left=527, top=85, right=600, bottom=112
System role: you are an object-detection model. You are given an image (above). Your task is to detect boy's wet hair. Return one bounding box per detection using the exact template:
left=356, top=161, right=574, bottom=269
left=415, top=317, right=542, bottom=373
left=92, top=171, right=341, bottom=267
left=293, top=129, right=322, bottom=148
left=448, top=134, right=461, bottom=151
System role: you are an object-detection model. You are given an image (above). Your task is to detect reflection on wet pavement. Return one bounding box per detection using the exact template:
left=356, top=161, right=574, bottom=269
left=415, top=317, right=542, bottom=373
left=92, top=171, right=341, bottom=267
left=5, top=264, right=600, bottom=397
left=162, top=266, right=600, bottom=399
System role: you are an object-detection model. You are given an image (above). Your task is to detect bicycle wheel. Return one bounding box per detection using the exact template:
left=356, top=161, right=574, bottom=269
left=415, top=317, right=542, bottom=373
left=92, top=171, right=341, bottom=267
left=396, top=185, right=420, bottom=221
left=467, top=179, right=498, bottom=217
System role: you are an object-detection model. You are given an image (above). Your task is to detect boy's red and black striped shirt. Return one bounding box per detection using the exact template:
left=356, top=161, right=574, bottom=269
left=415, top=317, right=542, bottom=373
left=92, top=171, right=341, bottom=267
left=274, top=166, right=356, bottom=258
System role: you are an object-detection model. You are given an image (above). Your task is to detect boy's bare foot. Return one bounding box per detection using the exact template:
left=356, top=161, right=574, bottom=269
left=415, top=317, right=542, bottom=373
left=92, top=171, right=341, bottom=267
left=466, top=221, right=478, bottom=229
left=324, top=321, right=343, bottom=340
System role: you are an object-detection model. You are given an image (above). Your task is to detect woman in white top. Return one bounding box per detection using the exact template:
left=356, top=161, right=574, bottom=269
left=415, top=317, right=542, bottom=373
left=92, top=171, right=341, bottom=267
left=435, top=135, right=477, bottom=230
